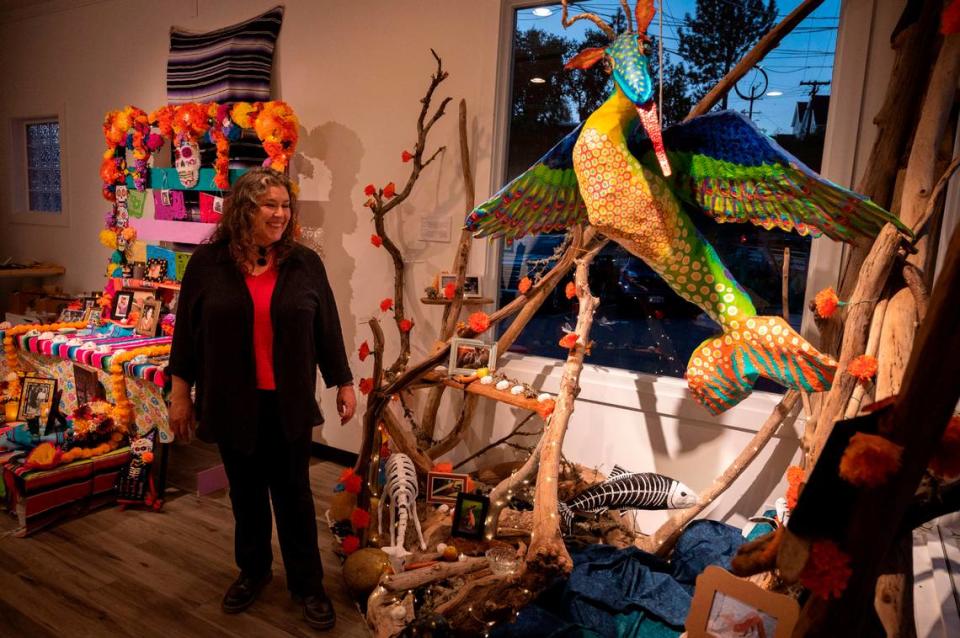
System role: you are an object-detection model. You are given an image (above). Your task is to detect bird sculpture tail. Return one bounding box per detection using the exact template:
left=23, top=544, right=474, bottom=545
left=685, top=316, right=836, bottom=414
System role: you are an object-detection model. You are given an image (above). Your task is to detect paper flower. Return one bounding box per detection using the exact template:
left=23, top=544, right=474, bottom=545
left=341, top=535, right=361, bottom=555
left=343, top=472, right=363, bottom=495
left=383, top=182, right=397, bottom=198
left=930, top=415, right=960, bottom=479
left=359, top=378, right=374, bottom=395
left=800, top=540, right=852, bottom=599
left=351, top=508, right=371, bottom=531
left=230, top=102, right=256, bottom=129
left=371, top=234, right=383, bottom=247
left=364, top=184, right=376, bottom=197
left=432, top=462, right=454, bottom=473
left=443, top=282, right=456, bottom=299
left=401, top=150, right=413, bottom=163
left=559, top=333, right=578, bottom=349
left=839, top=432, right=903, bottom=488
left=467, top=312, right=490, bottom=334
left=813, top=287, right=840, bottom=319
left=847, top=354, right=878, bottom=383
left=99, top=229, right=118, bottom=250
left=359, top=341, right=371, bottom=362
left=786, top=465, right=804, bottom=510
left=399, top=319, right=413, bottom=333
left=565, top=281, right=577, bottom=299
left=518, top=277, right=532, bottom=294
left=380, top=298, right=394, bottom=312
left=536, top=398, right=556, bottom=419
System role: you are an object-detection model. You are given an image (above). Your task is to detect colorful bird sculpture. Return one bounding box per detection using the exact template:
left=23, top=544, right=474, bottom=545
left=466, top=0, right=908, bottom=414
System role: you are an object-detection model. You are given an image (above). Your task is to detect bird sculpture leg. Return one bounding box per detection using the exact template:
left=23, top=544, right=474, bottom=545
left=615, top=205, right=836, bottom=414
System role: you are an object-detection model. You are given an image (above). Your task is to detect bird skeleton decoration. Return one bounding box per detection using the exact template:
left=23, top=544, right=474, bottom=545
left=467, top=0, right=910, bottom=414
left=378, top=453, right=427, bottom=556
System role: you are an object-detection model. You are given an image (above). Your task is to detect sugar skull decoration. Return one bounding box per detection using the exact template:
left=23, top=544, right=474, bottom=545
left=174, top=140, right=200, bottom=188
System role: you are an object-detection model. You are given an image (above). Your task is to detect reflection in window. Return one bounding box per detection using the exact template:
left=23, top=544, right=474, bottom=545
left=497, top=1, right=838, bottom=387
left=25, top=121, right=62, bottom=213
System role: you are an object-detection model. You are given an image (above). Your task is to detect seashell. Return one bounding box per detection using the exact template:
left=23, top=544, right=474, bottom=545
left=537, top=393, right=552, bottom=402
left=80, top=341, right=97, bottom=350
left=479, top=375, right=494, bottom=385
left=51, top=335, right=68, bottom=344
left=132, top=355, right=149, bottom=364
left=436, top=543, right=447, bottom=553
left=510, top=385, right=524, bottom=395
left=67, top=338, right=83, bottom=346
left=495, top=380, right=510, bottom=391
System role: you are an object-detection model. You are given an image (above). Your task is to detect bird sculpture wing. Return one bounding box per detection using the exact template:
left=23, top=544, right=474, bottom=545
left=466, top=124, right=588, bottom=240
left=627, top=111, right=910, bottom=242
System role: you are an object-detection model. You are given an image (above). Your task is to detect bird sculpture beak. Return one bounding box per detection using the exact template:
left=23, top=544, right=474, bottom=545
left=636, top=101, right=671, bottom=177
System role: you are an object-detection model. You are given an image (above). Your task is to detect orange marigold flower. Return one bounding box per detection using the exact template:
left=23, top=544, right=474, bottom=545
left=536, top=398, right=556, bottom=420
left=518, top=276, right=532, bottom=294
left=379, top=298, right=393, bottom=312
left=358, top=378, right=374, bottom=395
left=343, top=473, right=363, bottom=494
left=359, top=341, right=371, bottom=362
left=351, top=508, right=371, bottom=531
left=786, top=465, right=805, bottom=510
left=383, top=182, right=396, bottom=198
left=399, top=318, right=413, bottom=333
left=443, top=282, right=456, bottom=299
left=401, top=150, right=413, bottom=163
left=559, top=333, right=578, bottom=349
left=800, top=540, right=852, bottom=599
left=341, top=535, right=361, bottom=555
left=839, top=432, right=903, bottom=488
left=370, top=234, right=383, bottom=247
left=338, top=468, right=356, bottom=483
left=363, top=184, right=376, bottom=197
left=432, top=462, right=453, bottom=473
left=847, top=354, right=878, bottom=383
left=565, top=281, right=577, bottom=299
left=467, top=311, right=490, bottom=334
left=930, top=415, right=960, bottom=479
left=813, top=287, right=840, bottom=319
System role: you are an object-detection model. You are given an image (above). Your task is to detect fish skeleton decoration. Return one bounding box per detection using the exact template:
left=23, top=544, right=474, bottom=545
left=558, top=465, right=698, bottom=533
left=378, top=453, right=427, bottom=553
left=465, top=0, right=910, bottom=415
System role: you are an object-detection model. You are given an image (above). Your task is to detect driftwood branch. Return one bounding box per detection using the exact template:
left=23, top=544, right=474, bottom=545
left=380, top=556, right=488, bottom=593
left=454, top=412, right=539, bottom=471
left=486, top=436, right=546, bottom=538
left=912, top=155, right=960, bottom=240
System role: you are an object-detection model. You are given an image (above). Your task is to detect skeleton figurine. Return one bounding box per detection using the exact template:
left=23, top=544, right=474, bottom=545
left=174, top=140, right=200, bottom=188
left=378, top=453, right=426, bottom=555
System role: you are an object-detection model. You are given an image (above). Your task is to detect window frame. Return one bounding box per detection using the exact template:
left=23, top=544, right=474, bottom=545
left=8, top=106, right=69, bottom=227
left=484, top=0, right=878, bottom=422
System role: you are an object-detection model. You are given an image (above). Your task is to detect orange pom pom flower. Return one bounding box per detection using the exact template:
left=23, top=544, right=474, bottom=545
left=443, top=282, right=456, bottom=299
left=839, top=432, right=903, bottom=488
left=518, top=277, right=532, bottom=294
left=785, top=465, right=805, bottom=510
left=559, top=333, right=578, bottom=349
left=565, top=281, right=577, bottom=299
left=467, top=312, right=490, bottom=334
left=380, top=298, right=394, bottom=312
left=930, top=415, right=960, bottom=479
left=800, top=540, right=852, bottom=599
left=813, top=287, right=841, bottom=319
left=847, top=354, right=878, bottom=383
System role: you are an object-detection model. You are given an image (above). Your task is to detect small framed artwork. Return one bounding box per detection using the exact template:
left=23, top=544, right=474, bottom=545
left=112, top=290, right=134, bottom=320
left=83, top=307, right=103, bottom=326
left=448, top=337, right=497, bottom=376
left=685, top=566, right=798, bottom=638
left=438, top=272, right=458, bottom=293
left=426, top=471, right=469, bottom=505
left=73, top=364, right=106, bottom=406
left=462, top=275, right=482, bottom=299
left=18, top=376, right=57, bottom=421
left=451, top=492, right=489, bottom=540
left=57, top=307, right=86, bottom=322
left=136, top=300, right=162, bottom=337
left=145, top=258, right=168, bottom=282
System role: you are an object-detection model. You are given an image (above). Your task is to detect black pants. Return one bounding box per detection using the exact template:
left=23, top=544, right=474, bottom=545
left=217, top=391, right=324, bottom=596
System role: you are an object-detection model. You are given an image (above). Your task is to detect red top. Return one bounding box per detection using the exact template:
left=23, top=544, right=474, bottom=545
left=245, top=266, right=278, bottom=390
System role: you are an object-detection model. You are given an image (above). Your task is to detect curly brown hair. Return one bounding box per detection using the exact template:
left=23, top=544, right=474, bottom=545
left=209, top=167, right=299, bottom=273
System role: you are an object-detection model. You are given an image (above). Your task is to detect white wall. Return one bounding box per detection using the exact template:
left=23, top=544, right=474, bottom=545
left=0, top=0, right=905, bottom=533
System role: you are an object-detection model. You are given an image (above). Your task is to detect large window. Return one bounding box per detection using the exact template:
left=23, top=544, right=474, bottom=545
left=496, top=1, right=839, bottom=387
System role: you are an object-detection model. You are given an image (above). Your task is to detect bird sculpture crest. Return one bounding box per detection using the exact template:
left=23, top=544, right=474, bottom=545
left=466, top=0, right=908, bottom=414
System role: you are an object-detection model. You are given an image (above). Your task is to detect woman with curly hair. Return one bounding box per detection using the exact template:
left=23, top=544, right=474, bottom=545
left=167, top=167, right=354, bottom=631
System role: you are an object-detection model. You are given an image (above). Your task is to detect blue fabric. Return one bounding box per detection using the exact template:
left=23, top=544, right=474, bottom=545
left=492, top=520, right=745, bottom=638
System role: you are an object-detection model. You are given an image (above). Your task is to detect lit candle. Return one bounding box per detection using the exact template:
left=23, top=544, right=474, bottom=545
left=5, top=401, right=18, bottom=422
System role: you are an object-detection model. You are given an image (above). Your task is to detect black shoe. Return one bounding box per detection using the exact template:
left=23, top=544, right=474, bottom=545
left=221, top=571, right=272, bottom=614
left=302, top=590, right=336, bottom=630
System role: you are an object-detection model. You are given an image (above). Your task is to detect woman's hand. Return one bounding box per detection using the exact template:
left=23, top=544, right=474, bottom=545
left=169, top=376, right=196, bottom=441
left=337, top=384, right=356, bottom=425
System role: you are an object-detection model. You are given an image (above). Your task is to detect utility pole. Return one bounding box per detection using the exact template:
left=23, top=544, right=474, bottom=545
left=798, top=80, right=830, bottom=138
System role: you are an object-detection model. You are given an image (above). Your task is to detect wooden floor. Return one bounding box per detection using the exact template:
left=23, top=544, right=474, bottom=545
left=0, top=442, right=369, bottom=637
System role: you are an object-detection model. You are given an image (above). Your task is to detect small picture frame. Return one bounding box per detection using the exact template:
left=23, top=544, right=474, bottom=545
left=112, top=290, right=134, bottom=320
left=83, top=307, right=103, bottom=326
left=57, top=307, right=86, bottom=322
left=462, top=275, right=482, bottom=299
left=448, top=337, right=497, bottom=376
left=73, top=364, right=106, bottom=407
left=685, top=566, right=798, bottom=638
left=451, top=492, right=489, bottom=539
left=136, top=300, right=162, bottom=337
left=144, top=258, right=168, bottom=282
left=18, top=376, right=57, bottom=422
left=438, top=272, right=458, bottom=293
left=426, top=471, right=469, bottom=505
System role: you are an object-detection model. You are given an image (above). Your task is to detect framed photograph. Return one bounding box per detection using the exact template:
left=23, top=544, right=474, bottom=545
left=438, top=272, right=458, bottom=293
left=73, top=364, right=105, bottom=406
left=145, top=258, right=168, bottom=282
left=685, top=566, right=798, bottom=638
left=448, top=337, right=497, bottom=376
left=426, top=471, right=469, bottom=505
left=83, top=307, right=103, bottom=326
left=57, top=307, right=86, bottom=322
left=18, top=376, right=57, bottom=421
left=136, top=300, right=162, bottom=337
left=112, top=290, right=134, bottom=320
left=451, top=492, right=489, bottom=539
left=462, top=275, right=482, bottom=299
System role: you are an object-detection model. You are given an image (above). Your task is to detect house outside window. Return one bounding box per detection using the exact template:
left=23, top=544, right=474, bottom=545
left=493, top=0, right=840, bottom=389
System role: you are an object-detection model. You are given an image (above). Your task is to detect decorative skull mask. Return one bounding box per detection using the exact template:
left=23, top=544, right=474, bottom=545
left=131, top=434, right=154, bottom=457
left=174, top=140, right=200, bottom=187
